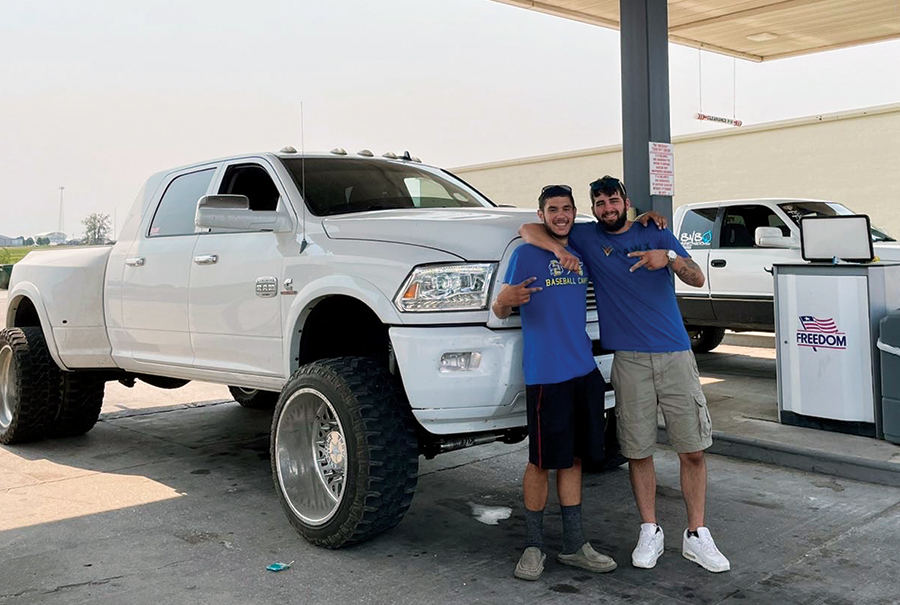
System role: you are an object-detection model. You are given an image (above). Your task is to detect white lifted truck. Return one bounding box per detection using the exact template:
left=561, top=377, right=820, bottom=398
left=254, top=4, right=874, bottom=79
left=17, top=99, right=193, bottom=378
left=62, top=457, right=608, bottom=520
left=1, top=149, right=616, bottom=547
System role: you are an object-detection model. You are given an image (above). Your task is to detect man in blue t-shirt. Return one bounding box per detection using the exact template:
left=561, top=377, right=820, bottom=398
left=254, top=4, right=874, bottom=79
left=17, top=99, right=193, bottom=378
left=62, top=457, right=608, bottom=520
left=493, top=185, right=617, bottom=581
left=519, top=176, right=730, bottom=574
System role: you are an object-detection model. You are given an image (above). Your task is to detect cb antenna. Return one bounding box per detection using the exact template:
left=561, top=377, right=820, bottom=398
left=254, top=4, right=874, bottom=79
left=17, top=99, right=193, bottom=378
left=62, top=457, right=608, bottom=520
left=299, top=101, right=308, bottom=254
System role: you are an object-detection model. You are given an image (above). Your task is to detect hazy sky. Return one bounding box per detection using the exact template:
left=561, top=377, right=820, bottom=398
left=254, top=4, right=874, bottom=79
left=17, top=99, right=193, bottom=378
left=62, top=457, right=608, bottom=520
left=1, top=0, right=898, bottom=239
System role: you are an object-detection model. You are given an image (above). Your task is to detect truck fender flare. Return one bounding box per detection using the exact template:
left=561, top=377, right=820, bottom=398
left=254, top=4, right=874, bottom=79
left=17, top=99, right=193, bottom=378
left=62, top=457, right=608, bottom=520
left=282, top=275, right=401, bottom=376
left=5, top=281, right=69, bottom=371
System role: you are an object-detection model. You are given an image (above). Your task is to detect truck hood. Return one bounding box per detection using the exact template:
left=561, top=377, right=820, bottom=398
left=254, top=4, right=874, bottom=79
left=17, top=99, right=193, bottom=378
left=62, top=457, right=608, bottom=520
left=321, top=207, right=538, bottom=261
left=874, top=242, right=900, bottom=260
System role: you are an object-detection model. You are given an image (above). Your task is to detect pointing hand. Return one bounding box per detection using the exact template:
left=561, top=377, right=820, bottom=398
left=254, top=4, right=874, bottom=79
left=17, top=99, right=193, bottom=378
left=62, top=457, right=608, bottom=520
left=627, top=250, right=669, bottom=272
left=497, top=277, right=542, bottom=307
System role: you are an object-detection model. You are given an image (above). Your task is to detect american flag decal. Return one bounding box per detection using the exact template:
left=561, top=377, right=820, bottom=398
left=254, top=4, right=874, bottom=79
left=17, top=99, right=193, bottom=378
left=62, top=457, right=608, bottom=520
left=796, top=316, right=846, bottom=351
left=799, top=316, right=838, bottom=333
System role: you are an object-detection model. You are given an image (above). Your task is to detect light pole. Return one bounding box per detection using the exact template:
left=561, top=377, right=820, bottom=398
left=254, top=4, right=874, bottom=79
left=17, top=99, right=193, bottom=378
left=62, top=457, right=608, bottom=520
left=58, top=186, right=65, bottom=237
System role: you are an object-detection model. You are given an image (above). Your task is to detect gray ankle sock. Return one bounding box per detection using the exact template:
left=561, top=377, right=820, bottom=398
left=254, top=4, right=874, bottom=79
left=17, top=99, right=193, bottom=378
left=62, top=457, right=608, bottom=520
left=524, top=508, right=544, bottom=549
left=560, top=504, right=586, bottom=555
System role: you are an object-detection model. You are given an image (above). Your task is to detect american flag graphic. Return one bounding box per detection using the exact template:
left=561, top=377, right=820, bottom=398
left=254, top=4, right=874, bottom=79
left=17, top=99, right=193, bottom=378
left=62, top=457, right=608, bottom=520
left=799, top=316, right=838, bottom=333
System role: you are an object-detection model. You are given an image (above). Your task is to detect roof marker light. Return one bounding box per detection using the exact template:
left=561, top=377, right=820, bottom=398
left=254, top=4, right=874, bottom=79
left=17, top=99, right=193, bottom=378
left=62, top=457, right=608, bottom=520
left=382, top=152, right=398, bottom=159
left=330, top=147, right=347, bottom=155
left=357, top=149, right=374, bottom=157
left=280, top=146, right=297, bottom=153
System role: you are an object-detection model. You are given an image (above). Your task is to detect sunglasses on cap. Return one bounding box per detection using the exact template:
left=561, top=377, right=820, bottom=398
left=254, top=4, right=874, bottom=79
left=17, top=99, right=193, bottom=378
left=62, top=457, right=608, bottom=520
left=589, top=176, right=627, bottom=198
left=540, top=184, right=572, bottom=194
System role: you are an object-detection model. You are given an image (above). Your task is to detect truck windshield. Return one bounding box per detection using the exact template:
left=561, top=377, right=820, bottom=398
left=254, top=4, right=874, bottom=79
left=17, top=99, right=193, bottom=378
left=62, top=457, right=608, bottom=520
left=778, top=201, right=895, bottom=242
left=282, top=158, right=492, bottom=216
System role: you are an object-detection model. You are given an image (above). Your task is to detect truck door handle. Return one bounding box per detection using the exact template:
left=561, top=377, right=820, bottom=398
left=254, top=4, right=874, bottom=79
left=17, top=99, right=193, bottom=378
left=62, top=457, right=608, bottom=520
left=125, top=257, right=145, bottom=267
left=193, top=254, right=219, bottom=265
left=711, top=259, right=726, bottom=268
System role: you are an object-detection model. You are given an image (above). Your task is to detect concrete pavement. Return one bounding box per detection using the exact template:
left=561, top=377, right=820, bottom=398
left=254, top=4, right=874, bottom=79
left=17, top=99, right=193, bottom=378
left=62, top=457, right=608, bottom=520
left=693, top=339, right=900, bottom=487
left=2, top=399, right=899, bottom=604
left=4, top=290, right=900, bottom=603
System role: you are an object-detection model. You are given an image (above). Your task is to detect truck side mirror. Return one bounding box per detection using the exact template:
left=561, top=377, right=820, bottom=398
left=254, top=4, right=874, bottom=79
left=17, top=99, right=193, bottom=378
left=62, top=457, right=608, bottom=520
left=755, top=226, right=796, bottom=249
left=195, top=195, right=292, bottom=233
left=199, top=194, right=250, bottom=210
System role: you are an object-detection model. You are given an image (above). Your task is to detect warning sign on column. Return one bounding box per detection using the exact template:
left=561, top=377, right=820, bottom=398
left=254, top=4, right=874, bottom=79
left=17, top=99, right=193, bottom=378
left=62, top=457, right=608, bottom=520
left=648, top=142, right=674, bottom=196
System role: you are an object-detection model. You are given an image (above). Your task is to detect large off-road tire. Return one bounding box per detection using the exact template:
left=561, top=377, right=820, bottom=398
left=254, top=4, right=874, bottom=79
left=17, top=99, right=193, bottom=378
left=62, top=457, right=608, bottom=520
left=229, top=386, right=278, bottom=410
left=50, top=373, right=105, bottom=438
left=0, top=327, right=62, bottom=444
left=689, top=327, right=726, bottom=354
left=271, top=357, right=419, bottom=548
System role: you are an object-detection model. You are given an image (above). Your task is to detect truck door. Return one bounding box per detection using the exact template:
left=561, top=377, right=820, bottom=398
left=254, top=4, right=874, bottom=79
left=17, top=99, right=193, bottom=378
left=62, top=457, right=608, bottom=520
left=675, top=207, right=716, bottom=324
left=116, top=167, right=215, bottom=367
left=709, top=204, right=796, bottom=329
left=188, top=161, right=290, bottom=377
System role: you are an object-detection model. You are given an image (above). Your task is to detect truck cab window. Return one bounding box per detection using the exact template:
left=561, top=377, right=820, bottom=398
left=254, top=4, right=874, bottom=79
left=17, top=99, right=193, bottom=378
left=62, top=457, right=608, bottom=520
left=720, top=205, right=788, bottom=249
left=678, top=208, right=717, bottom=249
left=219, top=164, right=280, bottom=211
left=283, top=158, right=488, bottom=216
left=149, top=168, right=216, bottom=237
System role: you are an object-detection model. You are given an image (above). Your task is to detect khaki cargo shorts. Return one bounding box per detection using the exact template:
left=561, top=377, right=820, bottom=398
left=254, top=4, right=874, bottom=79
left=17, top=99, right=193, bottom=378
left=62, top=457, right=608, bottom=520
left=611, top=350, right=712, bottom=459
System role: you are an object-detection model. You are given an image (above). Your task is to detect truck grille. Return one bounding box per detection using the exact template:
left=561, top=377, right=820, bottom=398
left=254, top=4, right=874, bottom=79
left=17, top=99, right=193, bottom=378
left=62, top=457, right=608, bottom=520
left=586, top=281, right=597, bottom=312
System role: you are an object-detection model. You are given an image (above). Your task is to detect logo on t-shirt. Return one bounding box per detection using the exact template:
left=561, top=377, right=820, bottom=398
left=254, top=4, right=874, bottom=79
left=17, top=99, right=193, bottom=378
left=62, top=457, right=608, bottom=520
left=549, top=260, right=565, bottom=277
left=602, top=246, right=614, bottom=257
left=545, top=259, right=588, bottom=287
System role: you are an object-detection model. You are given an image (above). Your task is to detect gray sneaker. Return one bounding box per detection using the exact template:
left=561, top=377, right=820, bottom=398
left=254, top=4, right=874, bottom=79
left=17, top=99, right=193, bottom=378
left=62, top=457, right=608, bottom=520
left=515, top=546, right=546, bottom=581
left=557, top=542, right=617, bottom=573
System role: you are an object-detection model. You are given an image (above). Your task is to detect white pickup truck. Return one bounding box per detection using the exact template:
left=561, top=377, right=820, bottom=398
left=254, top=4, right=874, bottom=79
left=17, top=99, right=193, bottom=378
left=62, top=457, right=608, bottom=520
left=1, top=149, right=616, bottom=547
left=673, top=198, right=900, bottom=352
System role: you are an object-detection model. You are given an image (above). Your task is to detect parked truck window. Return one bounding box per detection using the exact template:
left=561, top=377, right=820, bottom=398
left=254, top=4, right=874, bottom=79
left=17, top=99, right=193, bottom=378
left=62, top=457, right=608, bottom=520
left=219, top=164, right=280, bottom=212
left=149, top=168, right=216, bottom=237
left=678, top=208, right=717, bottom=249
left=720, top=205, right=788, bottom=248
left=282, top=158, right=488, bottom=216
left=778, top=201, right=895, bottom=242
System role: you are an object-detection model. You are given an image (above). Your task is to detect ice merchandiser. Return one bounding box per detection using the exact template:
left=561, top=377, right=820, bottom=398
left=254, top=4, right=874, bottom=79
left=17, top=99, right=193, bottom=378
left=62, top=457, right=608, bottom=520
left=775, top=261, right=900, bottom=438
left=775, top=214, right=900, bottom=438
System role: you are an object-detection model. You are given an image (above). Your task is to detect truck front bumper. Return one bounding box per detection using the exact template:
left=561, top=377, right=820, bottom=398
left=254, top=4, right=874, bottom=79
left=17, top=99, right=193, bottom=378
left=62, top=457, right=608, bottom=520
left=389, top=325, right=613, bottom=435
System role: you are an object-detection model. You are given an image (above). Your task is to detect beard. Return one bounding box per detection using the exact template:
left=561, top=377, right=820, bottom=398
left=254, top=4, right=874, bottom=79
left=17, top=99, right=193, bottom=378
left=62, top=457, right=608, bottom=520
left=598, top=211, right=627, bottom=232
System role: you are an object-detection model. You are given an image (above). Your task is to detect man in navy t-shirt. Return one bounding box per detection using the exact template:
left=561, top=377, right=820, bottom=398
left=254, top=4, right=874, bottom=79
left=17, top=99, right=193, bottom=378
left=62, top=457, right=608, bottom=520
left=493, top=185, right=617, bottom=581
left=519, top=176, right=730, bottom=574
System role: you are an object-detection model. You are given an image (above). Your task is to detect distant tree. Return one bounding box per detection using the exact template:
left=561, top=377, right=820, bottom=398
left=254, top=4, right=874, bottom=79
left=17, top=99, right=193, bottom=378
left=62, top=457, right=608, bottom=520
left=36, top=237, right=49, bottom=246
left=24, top=237, right=34, bottom=246
left=82, top=213, right=111, bottom=245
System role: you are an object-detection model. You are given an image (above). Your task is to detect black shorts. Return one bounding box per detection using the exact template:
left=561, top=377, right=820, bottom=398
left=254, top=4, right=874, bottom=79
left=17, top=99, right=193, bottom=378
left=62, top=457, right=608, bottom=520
left=526, top=368, right=608, bottom=469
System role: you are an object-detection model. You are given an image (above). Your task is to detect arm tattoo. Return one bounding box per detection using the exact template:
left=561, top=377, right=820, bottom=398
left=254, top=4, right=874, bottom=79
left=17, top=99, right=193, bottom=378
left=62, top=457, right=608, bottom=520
left=675, top=257, right=705, bottom=287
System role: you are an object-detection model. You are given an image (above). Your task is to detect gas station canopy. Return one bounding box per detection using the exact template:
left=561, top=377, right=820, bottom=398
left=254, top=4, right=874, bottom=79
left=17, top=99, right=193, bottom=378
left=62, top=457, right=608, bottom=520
left=490, top=0, right=900, bottom=61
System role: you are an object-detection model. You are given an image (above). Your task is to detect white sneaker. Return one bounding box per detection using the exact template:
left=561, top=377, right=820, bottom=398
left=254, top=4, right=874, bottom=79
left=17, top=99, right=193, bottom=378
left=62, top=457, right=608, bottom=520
left=631, top=523, right=664, bottom=569
left=682, top=527, right=731, bottom=573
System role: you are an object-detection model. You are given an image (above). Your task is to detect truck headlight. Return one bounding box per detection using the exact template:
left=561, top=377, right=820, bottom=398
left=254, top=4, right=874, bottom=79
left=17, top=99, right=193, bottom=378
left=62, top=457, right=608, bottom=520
left=395, top=263, right=496, bottom=312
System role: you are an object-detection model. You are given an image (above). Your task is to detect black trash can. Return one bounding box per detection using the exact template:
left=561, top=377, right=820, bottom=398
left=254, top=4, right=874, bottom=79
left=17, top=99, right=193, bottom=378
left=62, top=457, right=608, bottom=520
left=878, top=310, right=900, bottom=444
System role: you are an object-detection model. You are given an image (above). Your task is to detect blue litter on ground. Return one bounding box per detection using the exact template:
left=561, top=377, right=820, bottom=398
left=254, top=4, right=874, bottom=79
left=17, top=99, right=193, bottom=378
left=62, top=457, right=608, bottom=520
left=266, top=561, right=294, bottom=572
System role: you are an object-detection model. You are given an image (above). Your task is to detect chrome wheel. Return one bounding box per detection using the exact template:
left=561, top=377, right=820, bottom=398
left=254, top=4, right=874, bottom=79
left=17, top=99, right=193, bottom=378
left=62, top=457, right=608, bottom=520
left=0, top=343, right=12, bottom=431
left=274, top=387, right=347, bottom=526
